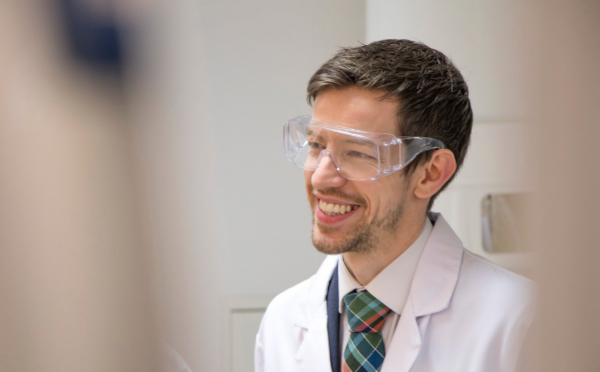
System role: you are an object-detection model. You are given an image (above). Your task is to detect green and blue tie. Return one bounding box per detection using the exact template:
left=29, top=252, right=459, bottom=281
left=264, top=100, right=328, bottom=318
left=342, top=291, right=392, bottom=372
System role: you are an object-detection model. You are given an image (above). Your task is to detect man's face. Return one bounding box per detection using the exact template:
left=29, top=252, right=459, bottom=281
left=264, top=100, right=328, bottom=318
left=306, top=87, right=412, bottom=255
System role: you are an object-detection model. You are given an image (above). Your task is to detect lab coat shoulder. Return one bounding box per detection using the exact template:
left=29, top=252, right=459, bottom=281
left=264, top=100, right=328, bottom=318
left=255, top=276, right=311, bottom=372
left=459, top=248, right=536, bottom=306
left=255, top=255, right=338, bottom=372
left=456, top=248, right=536, bottom=330
left=415, top=248, right=536, bottom=372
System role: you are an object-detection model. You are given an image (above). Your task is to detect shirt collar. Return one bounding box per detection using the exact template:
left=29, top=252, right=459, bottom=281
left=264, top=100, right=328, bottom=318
left=337, top=218, right=433, bottom=315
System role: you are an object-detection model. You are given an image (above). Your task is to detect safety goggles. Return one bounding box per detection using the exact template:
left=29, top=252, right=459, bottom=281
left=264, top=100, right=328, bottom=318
left=283, top=116, right=446, bottom=181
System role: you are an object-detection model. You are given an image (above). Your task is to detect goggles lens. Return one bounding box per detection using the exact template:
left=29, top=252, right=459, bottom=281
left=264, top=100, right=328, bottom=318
left=286, top=121, right=381, bottom=180
left=283, top=116, right=445, bottom=181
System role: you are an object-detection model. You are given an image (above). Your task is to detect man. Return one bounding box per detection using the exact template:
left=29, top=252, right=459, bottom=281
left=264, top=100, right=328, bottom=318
left=255, top=40, right=535, bottom=372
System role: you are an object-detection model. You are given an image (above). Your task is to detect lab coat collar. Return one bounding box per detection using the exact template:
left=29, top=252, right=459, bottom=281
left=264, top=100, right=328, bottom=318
left=380, top=212, right=463, bottom=372
left=293, top=212, right=464, bottom=372
left=294, top=254, right=338, bottom=330
left=410, top=212, right=464, bottom=317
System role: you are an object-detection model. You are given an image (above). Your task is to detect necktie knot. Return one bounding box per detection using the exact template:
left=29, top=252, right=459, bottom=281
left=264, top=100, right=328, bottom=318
left=344, top=291, right=392, bottom=333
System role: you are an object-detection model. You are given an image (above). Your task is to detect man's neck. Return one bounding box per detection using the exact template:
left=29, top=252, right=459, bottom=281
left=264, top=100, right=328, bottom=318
left=342, top=216, right=427, bottom=286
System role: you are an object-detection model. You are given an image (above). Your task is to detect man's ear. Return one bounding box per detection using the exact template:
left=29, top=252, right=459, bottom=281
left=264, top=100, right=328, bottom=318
left=413, top=149, right=457, bottom=200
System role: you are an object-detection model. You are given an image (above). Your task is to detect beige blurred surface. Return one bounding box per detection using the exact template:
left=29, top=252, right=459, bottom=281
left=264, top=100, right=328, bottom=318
left=0, top=2, right=157, bottom=371
left=532, top=0, right=600, bottom=370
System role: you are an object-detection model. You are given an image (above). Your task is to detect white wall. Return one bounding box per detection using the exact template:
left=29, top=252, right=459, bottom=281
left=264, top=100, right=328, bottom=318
left=367, top=0, right=536, bottom=122
left=129, top=1, right=365, bottom=371
left=202, top=0, right=366, bottom=297
left=366, top=0, right=536, bottom=274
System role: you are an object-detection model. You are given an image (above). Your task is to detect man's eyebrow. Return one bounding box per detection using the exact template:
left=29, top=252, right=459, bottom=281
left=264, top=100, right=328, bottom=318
left=307, top=128, right=372, bottom=146
left=306, top=128, right=324, bottom=141
left=343, top=137, right=372, bottom=146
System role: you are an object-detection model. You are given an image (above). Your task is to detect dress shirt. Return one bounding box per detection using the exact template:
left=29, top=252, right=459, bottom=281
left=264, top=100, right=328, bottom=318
left=337, top=218, right=433, bottom=361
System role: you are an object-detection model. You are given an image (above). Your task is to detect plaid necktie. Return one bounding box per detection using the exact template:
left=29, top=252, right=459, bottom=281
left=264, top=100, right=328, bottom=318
left=342, top=291, right=392, bottom=372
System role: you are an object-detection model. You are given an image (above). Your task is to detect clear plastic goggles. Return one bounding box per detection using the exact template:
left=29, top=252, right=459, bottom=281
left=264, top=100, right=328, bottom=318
left=283, top=116, right=446, bottom=181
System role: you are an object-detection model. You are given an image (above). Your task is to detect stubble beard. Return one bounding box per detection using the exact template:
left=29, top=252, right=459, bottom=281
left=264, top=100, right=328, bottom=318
left=311, top=196, right=407, bottom=255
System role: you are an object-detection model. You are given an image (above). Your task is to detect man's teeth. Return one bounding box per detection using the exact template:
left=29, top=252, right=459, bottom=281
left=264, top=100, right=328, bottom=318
left=319, top=200, right=358, bottom=216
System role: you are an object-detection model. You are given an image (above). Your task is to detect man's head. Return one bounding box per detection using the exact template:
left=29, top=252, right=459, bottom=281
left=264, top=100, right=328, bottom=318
left=304, top=40, right=472, bottom=255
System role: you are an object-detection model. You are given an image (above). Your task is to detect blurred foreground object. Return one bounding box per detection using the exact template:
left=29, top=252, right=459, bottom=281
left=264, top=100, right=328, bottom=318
left=532, top=0, right=600, bottom=371
left=57, top=0, right=123, bottom=71
left=0, top=1, right=158, bottom=371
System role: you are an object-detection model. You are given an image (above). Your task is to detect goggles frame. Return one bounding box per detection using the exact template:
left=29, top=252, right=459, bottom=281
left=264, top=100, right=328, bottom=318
left=283, top=115, right=446, bottom=181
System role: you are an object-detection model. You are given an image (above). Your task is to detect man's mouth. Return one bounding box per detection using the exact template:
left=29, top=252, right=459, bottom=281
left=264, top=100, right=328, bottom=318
left=318, top=199, right=359, bottom=216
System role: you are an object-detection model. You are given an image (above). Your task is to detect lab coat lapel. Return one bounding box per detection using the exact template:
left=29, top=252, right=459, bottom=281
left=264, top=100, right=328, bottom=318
left=382, top=213, right=464, bottom=372
left=380, top=295, right=424, bottom=372
left=294, top=255, right=339, bottom=372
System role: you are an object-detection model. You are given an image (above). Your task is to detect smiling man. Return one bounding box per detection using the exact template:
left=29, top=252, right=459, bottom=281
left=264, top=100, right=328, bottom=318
left=255, top=40, right=535, bottom=372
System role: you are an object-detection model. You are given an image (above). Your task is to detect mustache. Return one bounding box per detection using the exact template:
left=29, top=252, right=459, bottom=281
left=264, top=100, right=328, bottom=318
left=310, top=187, right=366, bottom=206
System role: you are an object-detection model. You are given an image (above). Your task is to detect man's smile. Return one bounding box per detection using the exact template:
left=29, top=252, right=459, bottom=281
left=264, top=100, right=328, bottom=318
left=315, top=196, right=361, bottom=225
left=318, top=199, right=360, bottom=216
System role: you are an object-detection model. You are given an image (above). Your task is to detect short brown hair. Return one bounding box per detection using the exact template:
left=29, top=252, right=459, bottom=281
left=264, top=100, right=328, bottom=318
left=307, top=39, right=473, bottom=210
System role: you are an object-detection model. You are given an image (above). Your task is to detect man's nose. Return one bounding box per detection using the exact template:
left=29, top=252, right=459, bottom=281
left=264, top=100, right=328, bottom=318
left=310, top=151, right=346, bottom=189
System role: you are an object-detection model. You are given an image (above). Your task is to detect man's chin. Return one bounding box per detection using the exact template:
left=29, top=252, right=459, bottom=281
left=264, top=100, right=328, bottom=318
left=312, top=222, right=376, bottom=255
left=312, top=237, right=348, bottom=255
left=311, top=227, right=345, bottom=254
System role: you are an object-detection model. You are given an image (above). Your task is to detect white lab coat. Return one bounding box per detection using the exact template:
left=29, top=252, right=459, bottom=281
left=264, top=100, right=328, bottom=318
left=255, top=213, right=536, bottom=372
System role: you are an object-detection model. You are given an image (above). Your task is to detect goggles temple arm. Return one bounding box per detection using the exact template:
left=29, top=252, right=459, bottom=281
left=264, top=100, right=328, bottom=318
left=395, top=137, right=446, bottom=169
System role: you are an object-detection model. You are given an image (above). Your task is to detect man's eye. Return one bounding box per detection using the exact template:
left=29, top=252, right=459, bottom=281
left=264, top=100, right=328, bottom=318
left=348, top=150, right=375, bottom=160
left=308, top=142, right=325, bottom=149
